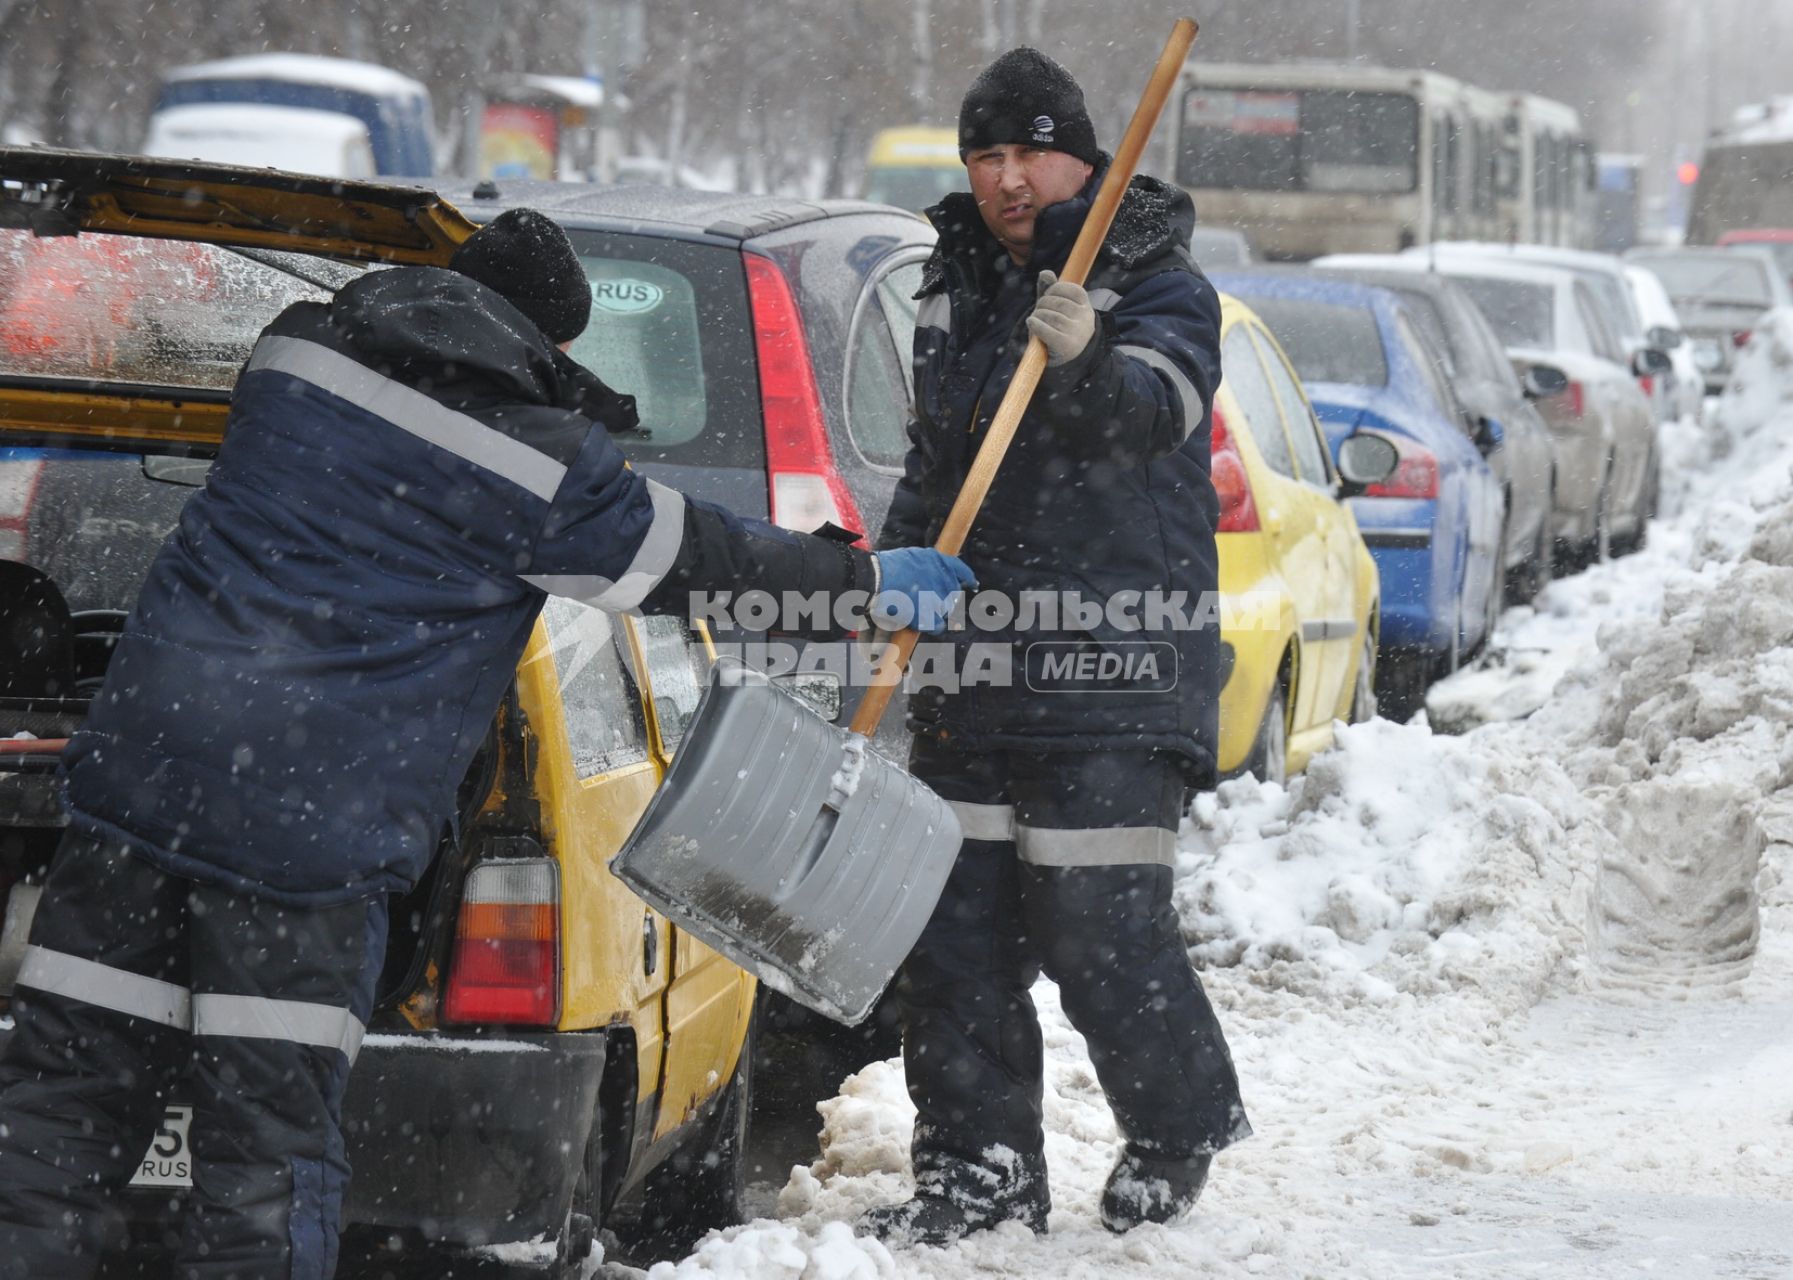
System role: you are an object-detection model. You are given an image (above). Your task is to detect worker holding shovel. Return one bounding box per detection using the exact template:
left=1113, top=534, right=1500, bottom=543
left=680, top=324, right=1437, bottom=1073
left=859, top=45, right=1251, bottom=1245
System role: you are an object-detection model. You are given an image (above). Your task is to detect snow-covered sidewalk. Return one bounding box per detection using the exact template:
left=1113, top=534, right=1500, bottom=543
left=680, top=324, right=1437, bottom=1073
left=631, top=314, right=1793, bottom=1280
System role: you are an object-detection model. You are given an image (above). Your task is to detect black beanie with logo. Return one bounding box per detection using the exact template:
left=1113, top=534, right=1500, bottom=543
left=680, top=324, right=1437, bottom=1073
left=449, top=207, right=592, bottom=344
left=958, top=47, right=1102, bottom=168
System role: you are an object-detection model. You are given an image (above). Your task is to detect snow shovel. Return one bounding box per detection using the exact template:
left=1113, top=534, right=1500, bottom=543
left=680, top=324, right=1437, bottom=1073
left=611, top=17, right=1202, bottom=1025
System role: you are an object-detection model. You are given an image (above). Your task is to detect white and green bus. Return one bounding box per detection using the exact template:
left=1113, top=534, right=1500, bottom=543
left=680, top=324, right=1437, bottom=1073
left=1170, top=62, right=1593, bottom=259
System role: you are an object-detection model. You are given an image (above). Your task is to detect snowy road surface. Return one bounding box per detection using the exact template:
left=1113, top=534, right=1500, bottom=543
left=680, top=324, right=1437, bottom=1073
left=577, top=319, right=1793, bottom=1279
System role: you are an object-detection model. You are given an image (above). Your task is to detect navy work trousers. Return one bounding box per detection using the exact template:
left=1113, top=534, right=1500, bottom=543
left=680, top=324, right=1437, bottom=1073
left=0, top=830, right=386, bottom=1280
left=898, top=738, right=1251, bottom=1179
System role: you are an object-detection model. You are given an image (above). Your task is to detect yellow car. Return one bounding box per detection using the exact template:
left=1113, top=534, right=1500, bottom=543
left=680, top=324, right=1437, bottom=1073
left=0, top=151, right=751, bottom=1270
left=1212, top=293, right=1386, bottom=783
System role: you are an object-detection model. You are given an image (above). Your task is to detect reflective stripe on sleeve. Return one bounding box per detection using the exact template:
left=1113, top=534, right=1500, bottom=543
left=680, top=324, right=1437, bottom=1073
left=521, top=479, right=688, bottom=612
left=1016, top=824, right=1178, bottom=868
left=1115, top=343, right=1203, bottom=439
left=948, top=800, right=1015, bottom=843
left=15, top=944, right=191, bottom=1028
left=246, top=336, right=570, bottom=501
left=192, top=993, right=367, bottom=1065
left=1086, top=288, right=1123, bottom=312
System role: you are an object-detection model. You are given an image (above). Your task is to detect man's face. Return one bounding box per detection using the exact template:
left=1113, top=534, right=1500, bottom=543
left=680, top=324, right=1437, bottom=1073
left=966, top=144, right=1095, bottom=262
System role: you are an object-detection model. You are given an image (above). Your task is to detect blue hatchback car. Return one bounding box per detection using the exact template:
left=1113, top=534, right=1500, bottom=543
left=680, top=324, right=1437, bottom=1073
left=1209, top=271, right=1506, bottom=718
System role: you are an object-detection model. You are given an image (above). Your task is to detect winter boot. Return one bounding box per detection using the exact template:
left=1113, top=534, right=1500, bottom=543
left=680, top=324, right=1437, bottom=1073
left=1099, top=1146, right=1211, bottom=1233
left=857, top=1148, right=1050, bottom=1247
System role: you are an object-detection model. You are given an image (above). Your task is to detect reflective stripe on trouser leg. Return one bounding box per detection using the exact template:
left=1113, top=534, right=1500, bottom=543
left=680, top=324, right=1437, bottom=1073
left=898, top=738, right=1052, bottom=1184
left=0, top=832, right=191, bottom=1280
left=1010, top=750, right=1251, bottom=1155
left=178, top=886, right=388, bottom=1280
left=1014, top=824, right=1177, bottom=867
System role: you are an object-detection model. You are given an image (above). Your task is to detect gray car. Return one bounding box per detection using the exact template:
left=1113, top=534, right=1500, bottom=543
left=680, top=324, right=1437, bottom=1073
left=1314, top=255, right=1559, bottom=601
left=1625, top=246, right=1793, bottom=393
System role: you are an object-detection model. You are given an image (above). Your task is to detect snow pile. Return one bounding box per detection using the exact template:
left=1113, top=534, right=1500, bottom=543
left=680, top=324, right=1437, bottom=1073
left=655, top=331, right=1793, bottom=1276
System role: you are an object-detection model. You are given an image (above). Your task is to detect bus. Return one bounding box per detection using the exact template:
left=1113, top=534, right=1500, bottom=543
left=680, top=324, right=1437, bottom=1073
left=1504, top=93, right=1596, bottom=249
left=1169, top=62, right=1593, bottom=259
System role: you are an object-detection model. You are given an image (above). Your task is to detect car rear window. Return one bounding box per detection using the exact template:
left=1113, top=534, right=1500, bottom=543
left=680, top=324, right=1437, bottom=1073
left=0, top=229, right=336, bottom=391
left=1451, top=276, right=1555, bottom=349
left=561, top=230, right=762, bottom=470
left=1240, top=296, right=1388, bottom=387
left=1632, top=254, right=1773, bottom=307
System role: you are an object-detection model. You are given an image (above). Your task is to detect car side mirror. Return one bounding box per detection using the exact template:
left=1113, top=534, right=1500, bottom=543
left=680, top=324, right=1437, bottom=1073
left=1646, top=324, right=1683, bottom=351
left=1335, top=432, right=1400, bottom=498
left=1522, top=363, right=1570, bottom=400
left=1632, top=346, right=1674, bottom=377
left=1472, top=414, right=1505, bottom=456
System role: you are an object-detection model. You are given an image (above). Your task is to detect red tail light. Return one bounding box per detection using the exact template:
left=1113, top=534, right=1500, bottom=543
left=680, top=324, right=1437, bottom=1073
left=743, top=254, right=866, bottom=540
left=1638, top=374, right=1655, bottom=398
left=1733, top=330, right=1754, bottom=349
left=1362, top=433, right=1439, bottom=499
left=1209, top=407, right=1260, bottom=533
left=443, top=859, right=559, bottom=1026
left=1551, top=379, right=1587, bottom=420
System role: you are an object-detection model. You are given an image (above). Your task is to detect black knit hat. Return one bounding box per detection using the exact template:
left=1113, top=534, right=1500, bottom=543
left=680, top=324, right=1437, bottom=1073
left=958, top=47, right=1101, bottom=168
left=449, top=208, right=592, bottom=344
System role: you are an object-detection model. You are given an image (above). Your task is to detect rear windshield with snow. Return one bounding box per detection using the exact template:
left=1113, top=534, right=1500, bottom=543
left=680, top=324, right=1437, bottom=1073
left=1237, top=296, right=1389, bottom=388
left=1451, top=276, right=1555, bottom=349
left=0, top=229, right=338, bottom=391
left=1632, top=254, right=1774, bottom=307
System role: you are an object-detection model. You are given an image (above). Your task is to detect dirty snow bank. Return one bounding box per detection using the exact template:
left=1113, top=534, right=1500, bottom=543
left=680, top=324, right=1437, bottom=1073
left=647, top=311, right=1793, bottom=1278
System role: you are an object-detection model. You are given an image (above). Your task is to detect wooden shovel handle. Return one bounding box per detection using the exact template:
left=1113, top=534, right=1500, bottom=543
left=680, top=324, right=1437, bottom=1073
left=851, top=17, right=1200, bottom=737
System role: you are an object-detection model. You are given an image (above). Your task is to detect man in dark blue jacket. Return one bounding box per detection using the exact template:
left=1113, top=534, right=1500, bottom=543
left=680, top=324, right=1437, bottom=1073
left=859, top=50, right=1251, bottom=1246
left=0, top=209, right=971, bottom=1279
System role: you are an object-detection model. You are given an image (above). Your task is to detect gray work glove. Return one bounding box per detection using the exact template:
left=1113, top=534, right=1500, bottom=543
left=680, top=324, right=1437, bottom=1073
left=1027, top=270, right=1097, bottom=366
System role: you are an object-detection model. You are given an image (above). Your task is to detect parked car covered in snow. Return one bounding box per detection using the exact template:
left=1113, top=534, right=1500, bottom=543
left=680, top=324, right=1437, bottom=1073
left=1210, top=270, right=1506, bottom=720
left=0, top=148, right=755, bottom=1274
left=1410, top=242, right=1679, bottom=427
left=1435, top=257, right=1659, bottom=562
left=1622, top=262, right=1706, bottom=422
left=1625, top=245, right=1793, bottom=394
left=1312, top=255, right=1560, bottom=602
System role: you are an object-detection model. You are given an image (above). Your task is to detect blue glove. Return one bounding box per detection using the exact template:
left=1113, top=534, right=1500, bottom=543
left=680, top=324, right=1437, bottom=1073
left=873, top=548, right=978, bottom=634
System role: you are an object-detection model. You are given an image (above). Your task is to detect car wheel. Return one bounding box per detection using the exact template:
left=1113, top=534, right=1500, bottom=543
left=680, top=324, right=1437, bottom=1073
left=1246, top=674, right=1290, bottom=787
left=618, top=1006, right=757, bottom=1256
left=1373, top=645, right=1430, bottom=724
left=1348, top=629, right=1377, bottom=724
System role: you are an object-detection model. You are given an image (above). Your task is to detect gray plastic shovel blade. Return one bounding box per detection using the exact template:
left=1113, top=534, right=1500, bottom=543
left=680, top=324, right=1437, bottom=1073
left=611, top=664, right=962, bottom=1025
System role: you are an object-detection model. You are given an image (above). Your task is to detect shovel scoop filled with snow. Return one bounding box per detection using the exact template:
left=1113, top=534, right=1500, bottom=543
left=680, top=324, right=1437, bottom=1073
left=612, top=661, right=961, bottom=1025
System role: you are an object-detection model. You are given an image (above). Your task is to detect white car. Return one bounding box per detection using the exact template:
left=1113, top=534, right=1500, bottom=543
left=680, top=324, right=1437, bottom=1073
left=1408, top=243, right=1677, bottom=426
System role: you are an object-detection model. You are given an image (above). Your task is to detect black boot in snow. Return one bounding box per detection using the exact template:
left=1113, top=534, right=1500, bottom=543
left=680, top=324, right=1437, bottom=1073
left=857, top=1150, right=1049, bottom=1247
left=1099, top=1146, right=1211, bottom=1232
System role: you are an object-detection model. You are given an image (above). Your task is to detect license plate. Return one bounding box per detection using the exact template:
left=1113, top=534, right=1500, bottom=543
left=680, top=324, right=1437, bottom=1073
left=129, top=1104, right=193, bottom=1188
